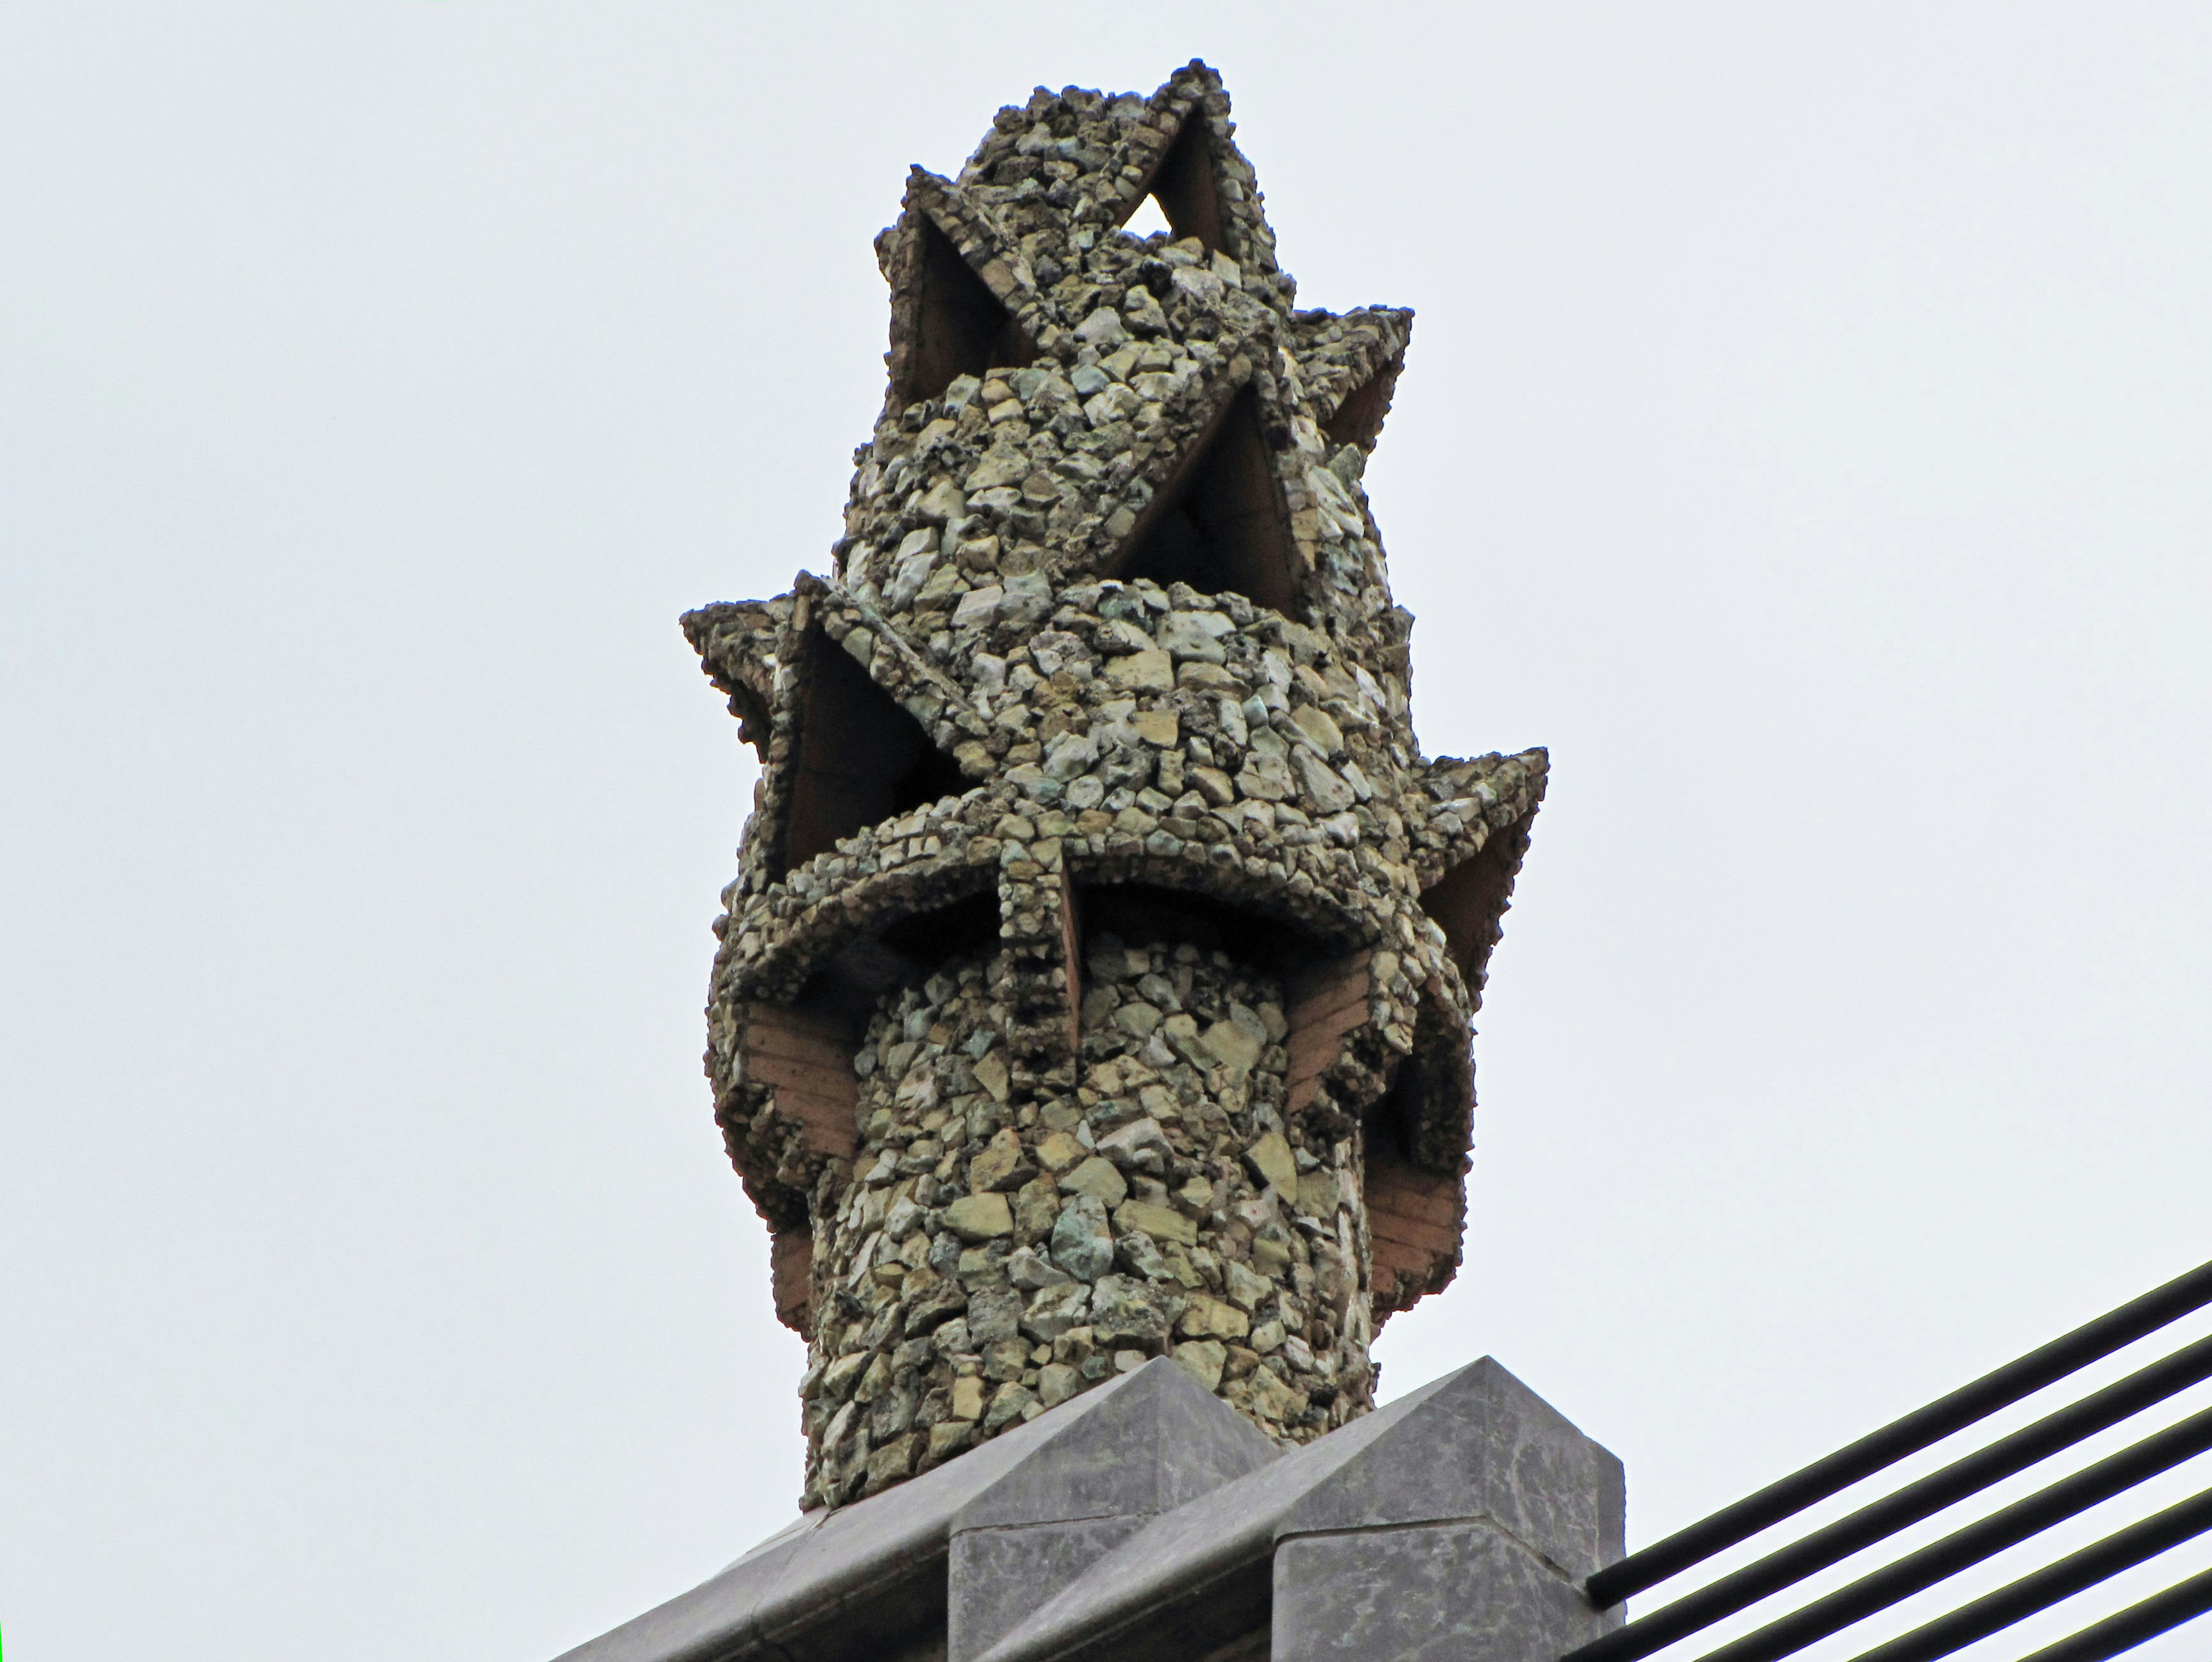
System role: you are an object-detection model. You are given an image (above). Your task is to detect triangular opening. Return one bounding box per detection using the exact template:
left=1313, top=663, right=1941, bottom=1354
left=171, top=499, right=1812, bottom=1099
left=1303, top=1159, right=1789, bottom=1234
left=1123, top=114, right=1226, bottom=252
left=899, top=214, right=1035, bottom=407
left=1323, top=360, right=1400, bottom=449
left=779, top=626, right=968, bottom=875
left=1123, top=192, right=1173, bottom=239
left=1104, top=384, right=1298, bottom=612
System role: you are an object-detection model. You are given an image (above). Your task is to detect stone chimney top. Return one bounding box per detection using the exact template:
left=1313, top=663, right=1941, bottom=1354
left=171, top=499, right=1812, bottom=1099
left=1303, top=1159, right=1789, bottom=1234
left=682, top=60, right=1546, bottom=1511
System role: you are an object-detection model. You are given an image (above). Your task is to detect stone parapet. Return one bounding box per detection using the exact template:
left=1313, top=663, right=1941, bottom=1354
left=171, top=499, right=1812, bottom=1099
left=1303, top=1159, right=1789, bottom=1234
left=551, top=1356, right=1622, bottom=1662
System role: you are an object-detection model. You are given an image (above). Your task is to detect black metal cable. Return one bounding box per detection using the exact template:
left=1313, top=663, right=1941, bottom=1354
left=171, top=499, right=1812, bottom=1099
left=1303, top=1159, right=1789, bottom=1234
left=1587, top=1256, right=2212, bottom=1609
left=2007, top=1559, right=2212, bottom=1662
left=1682, top=1404, right=2212, bottom=1662
left=1567, top=1332, right=2212, bottom=1662
left=1845, top=1487, right=2212, bottom=1662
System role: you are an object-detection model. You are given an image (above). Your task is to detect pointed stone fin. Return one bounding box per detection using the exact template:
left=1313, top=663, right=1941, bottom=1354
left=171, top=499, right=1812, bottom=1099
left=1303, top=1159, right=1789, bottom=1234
left=1414, top=747, right=1548, bottom=995
left=682, top=597, right=790, bottom=757
left=1109, top=63, right=1280, bottom=284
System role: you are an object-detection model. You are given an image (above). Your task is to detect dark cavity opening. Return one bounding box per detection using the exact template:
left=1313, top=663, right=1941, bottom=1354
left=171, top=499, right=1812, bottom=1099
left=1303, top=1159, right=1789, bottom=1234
left=1127, top=116, right=1227, bottom=254
left=796, top=886, right=1003, bottom=1038
left=900, top=215, right=1034, bottom=407
left=1077, top=881, right=1321, bottom=970
left=1104, top=384, right=1298, bottom=613
left=1369, top=1042, right=1423, bottom=1166
left=1368, top=992, right=1471, bottom=1168
left=780, top=627, right=968, bottom=876
left=1323, top=360, right=1400, bottom=449
left=880, top=887, right=1002, bottom=964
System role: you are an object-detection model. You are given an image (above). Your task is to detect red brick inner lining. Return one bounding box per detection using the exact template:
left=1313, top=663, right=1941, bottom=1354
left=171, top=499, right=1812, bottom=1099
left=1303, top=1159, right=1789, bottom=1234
left=1286, top=954, right=1470, bottom=1322
left=1363, top=992, right=1472, bottom=1318
left=743, top=878, right=1004, bottom=1334
left=738, top=1000, right=858, bottom=1339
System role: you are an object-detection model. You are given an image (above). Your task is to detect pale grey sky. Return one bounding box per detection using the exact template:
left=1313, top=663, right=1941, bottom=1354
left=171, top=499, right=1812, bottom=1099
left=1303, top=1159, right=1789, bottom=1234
left=3, top=5, right=2210, bottom=1660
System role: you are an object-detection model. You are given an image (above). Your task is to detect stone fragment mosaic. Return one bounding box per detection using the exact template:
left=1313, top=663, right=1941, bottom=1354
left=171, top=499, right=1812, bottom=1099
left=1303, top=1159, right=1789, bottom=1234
left=683, top=61, right=1546, bottom=1508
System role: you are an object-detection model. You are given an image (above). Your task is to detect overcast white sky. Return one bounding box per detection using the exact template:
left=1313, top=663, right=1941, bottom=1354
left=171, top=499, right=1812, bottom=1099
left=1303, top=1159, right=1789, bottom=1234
left=5, top=5, right=2211, bottom=1660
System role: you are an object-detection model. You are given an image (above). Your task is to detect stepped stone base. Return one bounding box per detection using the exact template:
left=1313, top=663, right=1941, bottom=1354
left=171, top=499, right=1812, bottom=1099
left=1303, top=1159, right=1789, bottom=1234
left=553, top=1354, right=1623, bottom=1662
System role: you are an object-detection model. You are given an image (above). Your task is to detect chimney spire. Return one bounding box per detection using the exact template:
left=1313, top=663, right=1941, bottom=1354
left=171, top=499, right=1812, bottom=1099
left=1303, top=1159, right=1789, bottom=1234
left=682, top=61, right=1546, bottom=1511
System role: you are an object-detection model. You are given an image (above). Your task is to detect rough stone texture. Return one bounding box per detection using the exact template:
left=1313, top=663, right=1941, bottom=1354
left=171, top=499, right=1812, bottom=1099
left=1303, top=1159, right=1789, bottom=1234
left=683, top=61, right=1546, bottom=1508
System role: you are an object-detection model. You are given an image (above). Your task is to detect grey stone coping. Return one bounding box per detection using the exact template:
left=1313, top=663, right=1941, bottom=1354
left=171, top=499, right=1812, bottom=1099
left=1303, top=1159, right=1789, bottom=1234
left=552, top=1359, right=1274, bottom=1662
left=972, top=1357, right=1623, bottom=1662
left=550, top=1354, right=1620, bottom=1662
